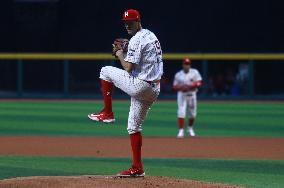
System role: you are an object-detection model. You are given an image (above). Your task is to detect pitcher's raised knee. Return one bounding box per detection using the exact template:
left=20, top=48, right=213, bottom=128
left=99, top=66, right=113, bottom=81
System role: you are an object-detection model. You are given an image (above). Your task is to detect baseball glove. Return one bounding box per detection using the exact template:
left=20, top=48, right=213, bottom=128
left=112, top=38, right=129, bottom=57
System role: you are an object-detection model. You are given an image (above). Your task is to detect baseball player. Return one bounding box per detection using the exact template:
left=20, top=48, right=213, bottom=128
left=173, top=58, right=202, bottom=138
left=88, top=9, right=163, bottom=177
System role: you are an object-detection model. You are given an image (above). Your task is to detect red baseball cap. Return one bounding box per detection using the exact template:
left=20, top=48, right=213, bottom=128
left=122, top=9, right=141, bottom=21
left=183, top=58, right=192, bottom=65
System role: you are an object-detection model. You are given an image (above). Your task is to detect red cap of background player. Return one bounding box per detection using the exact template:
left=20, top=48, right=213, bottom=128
left=183, top=58, right=192, bottom=65
left=122, top=9, right=141, bottom=21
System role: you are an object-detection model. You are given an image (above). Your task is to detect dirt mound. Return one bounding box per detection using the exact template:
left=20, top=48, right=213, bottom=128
left=0, top=176, right=244, bottom=188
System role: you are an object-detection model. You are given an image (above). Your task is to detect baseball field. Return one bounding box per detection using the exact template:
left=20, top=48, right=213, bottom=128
left=0, top=100, right=283, bottom=188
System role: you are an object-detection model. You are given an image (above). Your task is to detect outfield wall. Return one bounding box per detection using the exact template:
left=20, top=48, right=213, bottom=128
left=0, top=53, right=284, bottom=99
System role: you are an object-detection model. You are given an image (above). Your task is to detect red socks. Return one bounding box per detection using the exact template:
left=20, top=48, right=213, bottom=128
left=189, top=118, right=194, bottom=127
left=178, top=118, right=184, bottom=129
left=130, top=132, right=143, bottom=169
left=179, top=118, right=195, bottom=128
left=101, top=79, right=113, bottom=114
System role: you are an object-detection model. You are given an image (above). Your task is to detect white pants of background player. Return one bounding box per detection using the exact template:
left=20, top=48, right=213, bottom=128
left=100, top=66, right=160, bottom=134
left=177, top=92, right=197, bottom=119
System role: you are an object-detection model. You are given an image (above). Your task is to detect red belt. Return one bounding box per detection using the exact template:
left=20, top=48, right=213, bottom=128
left=145, top=80, right=160, bottom=85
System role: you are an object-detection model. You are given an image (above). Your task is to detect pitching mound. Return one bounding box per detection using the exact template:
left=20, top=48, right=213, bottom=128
left=0, top=176, right=244, bottom=188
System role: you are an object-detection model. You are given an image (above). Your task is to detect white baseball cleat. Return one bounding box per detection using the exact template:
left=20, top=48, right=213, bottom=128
left=177, top=129, right=184, bottom=138
left=88, top=110, right=115, bottom=123
left=188, top=127, right=196, bottom=137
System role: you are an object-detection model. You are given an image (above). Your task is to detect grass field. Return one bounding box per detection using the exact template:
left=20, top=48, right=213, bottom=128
left=0, top=101, right=284, bottom=137
left=0, top=100, right=284, bottom=188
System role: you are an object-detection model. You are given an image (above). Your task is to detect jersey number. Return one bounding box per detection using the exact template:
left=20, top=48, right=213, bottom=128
left=154, top=40, right=162, bottom=55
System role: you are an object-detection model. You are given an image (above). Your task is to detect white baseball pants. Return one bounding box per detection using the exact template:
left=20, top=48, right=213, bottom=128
left=177, top=92, right=197, bottom=118
left=100, top=66, right=160, bottom=134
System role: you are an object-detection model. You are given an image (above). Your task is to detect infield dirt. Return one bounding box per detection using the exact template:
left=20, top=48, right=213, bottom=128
left=0, top=136, right=283, bottom=159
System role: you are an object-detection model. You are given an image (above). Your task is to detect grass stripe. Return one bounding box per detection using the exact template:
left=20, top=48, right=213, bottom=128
left=0, top=101, right=283, bottom=137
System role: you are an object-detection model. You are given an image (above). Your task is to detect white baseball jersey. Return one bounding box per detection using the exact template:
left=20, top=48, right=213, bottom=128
left=173, top=68, right=202, bottom=118
left=125, top=29, right=163, bottom=81
left=173, top=68, right=202, bottom=94
left=99, top=29, right=163, bottom=134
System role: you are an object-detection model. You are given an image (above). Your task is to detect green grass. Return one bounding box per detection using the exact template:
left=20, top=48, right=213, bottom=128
left=0, top=101, right=284, bottom=188
left=0, top=156, right=283, bottom=188
left=0, top=101, right=284, bottom=137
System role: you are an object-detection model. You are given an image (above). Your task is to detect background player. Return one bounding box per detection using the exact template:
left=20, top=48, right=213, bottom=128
left=173, top=58, right=202, bottom=138
left=88, top=9, right=163, bottom=177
